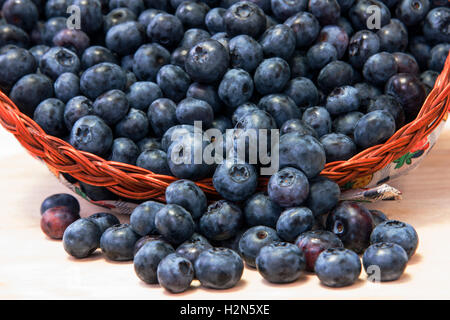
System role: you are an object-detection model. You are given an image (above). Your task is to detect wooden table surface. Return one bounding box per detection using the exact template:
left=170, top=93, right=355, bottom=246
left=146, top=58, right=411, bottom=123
left=1, top=123, right=450, bottom=300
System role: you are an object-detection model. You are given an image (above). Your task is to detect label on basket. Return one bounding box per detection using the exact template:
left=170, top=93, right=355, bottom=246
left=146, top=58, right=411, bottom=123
left=339, top=184, right=402, bottom=203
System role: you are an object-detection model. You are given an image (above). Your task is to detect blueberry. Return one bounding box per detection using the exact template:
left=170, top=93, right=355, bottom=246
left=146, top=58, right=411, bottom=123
left=268, top=167, right=309, bottom=208
left=176, top=236, right=213, bottom=264
left=239, top=225, right=280, bottom=267
left=157, top=64, right=191, bottom=102
left=88, top=212, right=120, bottom=234
left=258, top=94, right=301, bottom=128
left=194, top=247, right=244, bottom=289
left=224, top=1, right=266, bottom=38
left=308, top=0, right=340, bottom=25
left=176, top=97, right=214, bottom=128
left=161, top=124, right=195, bottom=151
left=138, top=8, right=164, bottom=28
left=155, top=204, right=195, bottom=245
left=115, top=108, right=149, bottom=142
left=92, top=89, right=129, bottom=126
left=41, top=193, right=80, bottom=216
left=137, top=149, right=171, bottom=174
left=166, top=179, right=207, bottom=220
left=41, top=206, right=80, bottom=239
left=63, top=218, right=102, bottom=258
left=429, top=43, right=450, bottom=72
left=420, top=70, right=439, bottom=93
left=369, top=209, right=388, bottom=226
left=81, top=46, right=118, bottom=70
left=79, top=182, right=119, bottom=201
left=336, top=16, right=354, bottom=35
left=270, top=0, right=307, bottom=21
left=295, top=230, right=344, bottom=271
left=276, top=207, right=314, bottom=242
left=109, top=0, right=144, bottom=15
left=39, top=47, right=80, bottom=81
left=147, top=13, right=184, bottom=49
left=278, top=132, right=326, bottom=178
left=210, top=31, right=230, bottom=50
left=385, top=73, right=426, bottom=122
left=10, top=73, right=54, bottom=117
left=29, top=45, right=50, bottom=65
left=199, top=200, right=243, bottom=241
left=244, top=193, right=282, bottom=228
left=42, top=17, right=66, bottom=46
left=229, top=35, right=263, bottom=73
left=64, top=96, right=93, bottom=130
left=280, top=119, right=318, bottom=137
left=52, top=29, right=90, bottom=56
left=180, top=28, right=211, bottom=50
left=2, top=0, right=38, bottom=31
left=33, top=98, right=66, bottom=137
left=157, top=253, right=194, bottom=293
left=109, top=137, right=139, bottom=164
left=363, top=242, right=408, bottom=281
left=105, top=21, right=144, bottom=56
left=54, top=73, right=79, bottom=103
left=127, top=81, right=163, bottom=111
left=186, top=82, right=222, bottom=113
left=409, top=36, right=431, bottom=70
left=219, top=68, right=254, bottom=109
left=370, top=220, right=418, bottom=259
left=306, top=176, right=340, bottom=217
left=80, top=62, right=127, bottom=100
left=259, top=24, right=295, bottom=61
left=148, top=98, right=178, bottom=136
left=256, top=242, right=306, bottom=283
left=133, top=43, right=171, bottom=82
left=392, top=52, right=420, bottom=76
left=423, top=7, right=450, bottom=43
left=45, top=0, right=70, bottom=19
left=175, top=1, right=209, bottom=29
left=185, top=39, right=229, bottom=84
left=134, top=239, right=175, bottom=284
left=137, top=137, right=161, bottom=152
left=325, top=86, right=360, bottom=117
left=302, top=106, right=332, bottom=138
left=205, top=7, right=226, bottom=33
left=130, top=201, right=165, bottom=236
left=396, top=0, right=430, bottom=26
left=317, top=25, right=349, bottom=59
left=100, top=224, right=140, bottom=261
left=320, top=133, right=357, bottom=162
left=170, top=46, right=189, bottom=67
left=315, top=248, right=361, bottom=287
left=0, top=47, right=37, bottom=92
left=283, top=77, right=318, bottom=108
left=326, top=201, right=374, bottom=253
left=0, top=23, right=29, bottom=48
left=306, top=42, right=338, bottom=70
left=362, top=52, right=398, bottom=86
left=72, top=0, right=103, bottom=34
left=254, top=57, right=290, bottom=95
left=289, top=52, right=310, bottom=78
left=317, top=61, right=354, bottom=93
left=70, top=115, right=113, bottom=156
left=213, top=160, right=258, bottom=202
left=348, top=30, right=380, bottom=69
left=367, top=94, right=405, bottom=129
left=377, top=19, right=408, bottom=53
left=231, top=103, right=259, bottom=126
left=211, top=116, right=233, bottom=133
left=104, top=8, right=137, bottom=32
left=354, top=82, right=381, bottom=110
left=349, top=0, right=391, bottom=30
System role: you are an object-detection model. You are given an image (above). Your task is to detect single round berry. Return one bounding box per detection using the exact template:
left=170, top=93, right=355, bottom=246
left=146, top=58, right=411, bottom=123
left=100, top=224, right=140, bottom=261
left=40, top=193, right=80, bottom=216
left=157, top=253, right=194, bottom=293
left=155, top=204, right=195, bottom=245
left=41, top=206, right=80, bottom=240
left=199, top=200, right=243, bottom=241
left=268, top=167, right=309, bottom=208
left=87, top=212, right=120, bottom=234
left=276, top=207, right=314, bottom=242
left=238, top=225, right=280, bottom=268
left=63, top=218, right=102, bottom=259
left=362, top=242, right=408, bottom=281
left=134, top=239, right=175, bottom=284
left=130, top=201, right=165, bottom=236
left=315, top=247, right=361, bottom=287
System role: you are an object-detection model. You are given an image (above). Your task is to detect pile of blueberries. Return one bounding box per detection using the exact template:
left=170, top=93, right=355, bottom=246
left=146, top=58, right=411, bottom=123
left=42, top=188, right=418, bottom=292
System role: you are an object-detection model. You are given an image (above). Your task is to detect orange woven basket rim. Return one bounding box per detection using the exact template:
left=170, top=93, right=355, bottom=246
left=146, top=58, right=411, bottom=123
left=0, top=53, right=449, bottom=202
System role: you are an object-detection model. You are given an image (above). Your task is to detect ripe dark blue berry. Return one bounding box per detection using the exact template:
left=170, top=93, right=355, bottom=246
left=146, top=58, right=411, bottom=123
left=363, top=242, right=408, bottom=281
left=238, top=225, right=280, bottom=267
left=157, top=253, right=194, bottom=293
left=100, top=224, right=140, bottom=261
left=315, top=247, right=361, bottom=287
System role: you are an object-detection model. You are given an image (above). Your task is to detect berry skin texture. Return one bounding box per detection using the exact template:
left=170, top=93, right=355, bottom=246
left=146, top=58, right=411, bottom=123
left=320, top=132, right=357, bottom=162
left=326, top=201, right=374, bottom=254
left=284, top=11, right=320, bottom=48
left=33, top=98, right=66, bottom=137
left=176, top=97, right=214, bottom=128
left=105, top=21, right=145, bottom=57
left=354, top=110, right=396, bottom=149
left=284, top=77, right=319, bottom=108
left=370, top=220, right=419, bottom=259
left=306, top=176, right=340, bottom=217
left=332, top=111, right=363, bottom=137
left=63, top=218, right=102, bottom=259
left=185, top=40, right=229, bottom=84
left=302, top=106, right=332, bottom=138
left=80, top=62, right=127, bottom=100
left=137, top=149, right=171, bottom=174
left=147, top=98, right=178, bottom=137
left=259, top=24, right=296, bottom=61
left=39, top=47, right=80, bottom=81
left=268, top=167, right=310, bottom=208
left=133, top=44, right=171, bottom=82
left=218, top=68, right=254, bottom=109
left=194, top=247, right=244, bottom=290
left=295, top=230, right=344, bottom=271
left=157, top=253, right=194, bottom=293
left=176, top=236, right=213, bottom=264
left=115, top=108, right=150, bottom=142
left=157, top=64, right=191, bottom=103
left=93, top=89, right=130, bottom=126
left=238, top=225, right=280, bottom=268
left=308, top=0, right=340, bottom=25
left=349, top=0, right=391, bottom=31
left=317, top=60, right=354, bottom=93
left=317, top=25, right=349, bottom=59
left=280, top=119, right=318, bottom=138
left=315, top=248, right=362, bottom=287
left=87, top=212, right=120, bottom=234
left=224, top=1, right=266, bottom=39
left=100, top=224, right=140, bottom=261
left=348, top=30, right=380, bottom=69
left=130, top=201, right=165, bottom=236
left=377, top=19, right=408, bottom=53
left=110, top=137, right=140, bottom=165
left=271, top=0, right=307, bottom=21
left=64, top=96, right=94, bottom=130
left=127, top=81, right=163, bottom=111
left=165, top=179, right=207, bottom=220
left=187, top=82, right=223, bottom=113
left=155, top=204, right=195, bottom=245
left=254, top=57, right=291, bottom=95
left=213, top=160, right=258, bottom=202
left=147, top=13, right=184, bottom=49
left=276, top=207, right=314, bottom=242
left=423, top=7, right=450, bottom=43
left=278, top=132, right=326, bottom=178
left=69, top=115, right=113, bottom=156
left=363, top=242, right=408, bottom=282
left=199, top=200, right=243, bottom=241
left=134, top=239, right=175, bottom=284
left=2, top=0, right=39, bottom=32
left=256, top=242, right=306, bottom=284
left=54, top=72, right=80, bottom=103
left=258, top=94, right=301, bottom=128
left=0, top=47, right=37, bottom=92
left=325, top=86, right=360, bottom=116
left=362, top=52, right=398, bottom=86
left=41, top=206, right=80, bottom=239
left=40, top=193, right=80, bottom=216
left=306, top=42, right=338, bottom=70
left=244, top=193, right=282, bottom=228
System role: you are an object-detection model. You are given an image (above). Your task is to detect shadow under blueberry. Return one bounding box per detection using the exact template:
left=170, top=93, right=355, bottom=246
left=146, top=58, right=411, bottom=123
left=318, top=278, right=366, bottom=290
left=67, top=250, right=103, bottom=262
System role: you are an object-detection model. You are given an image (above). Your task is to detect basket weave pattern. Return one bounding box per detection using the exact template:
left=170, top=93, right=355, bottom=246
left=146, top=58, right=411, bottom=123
left=1, top=54, right=450, bottom=202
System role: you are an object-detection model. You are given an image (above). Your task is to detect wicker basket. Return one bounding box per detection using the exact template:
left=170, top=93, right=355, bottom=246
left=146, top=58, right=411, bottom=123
left=1, top=54, right=449, bottom=208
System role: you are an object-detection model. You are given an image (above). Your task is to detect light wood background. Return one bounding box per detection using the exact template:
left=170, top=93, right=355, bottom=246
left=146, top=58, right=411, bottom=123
left=0, top=123, right=449, bottom=300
